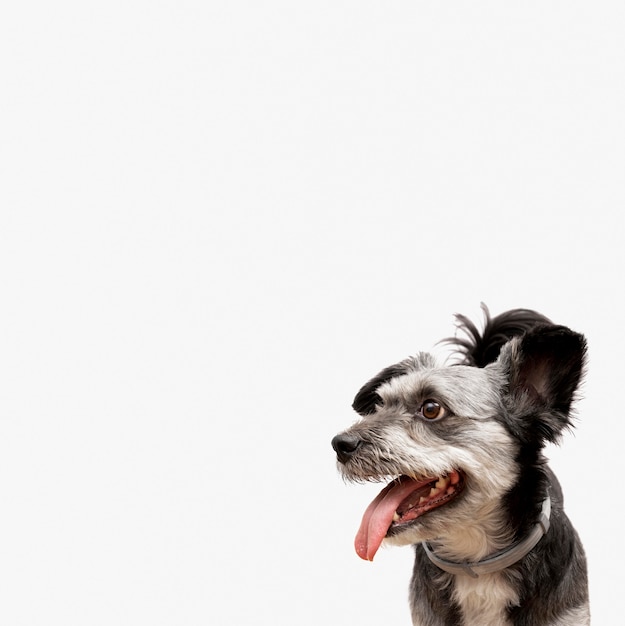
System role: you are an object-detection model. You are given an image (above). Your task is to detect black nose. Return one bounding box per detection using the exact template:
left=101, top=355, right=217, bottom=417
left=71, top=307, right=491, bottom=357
left=331, top=433, right=361, bottom=463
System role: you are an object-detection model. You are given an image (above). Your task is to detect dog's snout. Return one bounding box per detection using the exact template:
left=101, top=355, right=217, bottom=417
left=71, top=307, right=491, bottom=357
left=331, top=433, right=361, bottom=463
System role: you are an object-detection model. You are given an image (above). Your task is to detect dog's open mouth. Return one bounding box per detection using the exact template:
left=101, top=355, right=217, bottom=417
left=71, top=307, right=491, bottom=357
left=355, top=470, right=465, bottom=561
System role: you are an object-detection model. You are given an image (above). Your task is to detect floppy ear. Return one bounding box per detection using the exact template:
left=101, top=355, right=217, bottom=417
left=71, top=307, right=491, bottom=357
left=351, top=353, right=436, bottom=416
left=498, top=325, right=587, bottom=444
left=352, top=363, right=411, bottom=415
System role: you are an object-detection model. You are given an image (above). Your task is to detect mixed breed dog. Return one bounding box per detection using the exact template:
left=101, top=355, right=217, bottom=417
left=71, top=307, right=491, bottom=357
left=331, top=305, right=589, bottom=625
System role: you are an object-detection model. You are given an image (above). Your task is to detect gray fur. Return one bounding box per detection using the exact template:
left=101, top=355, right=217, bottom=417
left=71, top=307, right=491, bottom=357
left=332, top=310, right=589, bottom=625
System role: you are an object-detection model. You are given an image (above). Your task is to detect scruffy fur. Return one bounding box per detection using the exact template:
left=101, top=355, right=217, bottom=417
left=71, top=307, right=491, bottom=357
left=332, top=305, right=589, bottom=625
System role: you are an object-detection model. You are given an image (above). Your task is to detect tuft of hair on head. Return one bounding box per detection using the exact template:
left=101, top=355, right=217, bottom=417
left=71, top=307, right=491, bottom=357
left=443, top=303, right=553, bottom=367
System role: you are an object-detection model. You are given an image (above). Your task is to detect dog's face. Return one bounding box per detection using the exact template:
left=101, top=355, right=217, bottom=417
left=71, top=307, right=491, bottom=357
left=332, top=325, right=585, bottom=562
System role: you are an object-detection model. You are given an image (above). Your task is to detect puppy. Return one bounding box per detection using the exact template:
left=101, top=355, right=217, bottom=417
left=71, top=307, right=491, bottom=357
left=331, top=306, right=589, bottom=625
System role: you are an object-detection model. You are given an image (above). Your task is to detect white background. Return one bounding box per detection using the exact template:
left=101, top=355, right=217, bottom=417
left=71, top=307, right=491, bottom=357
left=1, top=1, right=623, bottom=624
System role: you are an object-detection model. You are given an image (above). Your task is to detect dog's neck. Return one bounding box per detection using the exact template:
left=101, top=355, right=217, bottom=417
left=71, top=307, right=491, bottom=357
left=421, top=495, right=551, bottom=578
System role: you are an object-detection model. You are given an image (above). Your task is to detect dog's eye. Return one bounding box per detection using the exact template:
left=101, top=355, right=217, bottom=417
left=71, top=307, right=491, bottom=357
left=419, top=400, right=447, bottom=421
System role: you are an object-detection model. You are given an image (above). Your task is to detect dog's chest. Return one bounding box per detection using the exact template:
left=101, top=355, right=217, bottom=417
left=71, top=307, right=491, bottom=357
left=451, top=573, right=518, bottom=626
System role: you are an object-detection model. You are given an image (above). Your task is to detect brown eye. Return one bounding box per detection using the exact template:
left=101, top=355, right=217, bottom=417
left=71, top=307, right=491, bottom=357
left=420, top=400, right=447, bottom=420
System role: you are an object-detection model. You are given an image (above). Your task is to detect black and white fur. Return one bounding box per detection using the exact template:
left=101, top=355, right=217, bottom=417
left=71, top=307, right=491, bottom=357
left=332, top=306, right=589, bottom=625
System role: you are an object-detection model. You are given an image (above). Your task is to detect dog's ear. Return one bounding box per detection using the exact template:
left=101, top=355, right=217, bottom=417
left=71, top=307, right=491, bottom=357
left=443, top=303, right=553, bottom=367
left=352, top=363, right=410, bottom=415
left=352, top=354, right=434, bottom=416
left=498, top=325, right=587, bottom=443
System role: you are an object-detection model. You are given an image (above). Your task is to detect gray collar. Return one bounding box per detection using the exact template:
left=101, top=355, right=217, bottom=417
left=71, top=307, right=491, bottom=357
left=422, top=495, right=551, bottom=578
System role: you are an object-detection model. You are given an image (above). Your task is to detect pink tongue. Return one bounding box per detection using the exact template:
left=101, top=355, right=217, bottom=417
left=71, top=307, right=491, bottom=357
left=355, top=476, right=433, bottom=561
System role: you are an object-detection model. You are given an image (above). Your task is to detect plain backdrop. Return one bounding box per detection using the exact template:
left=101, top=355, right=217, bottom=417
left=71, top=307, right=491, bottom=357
left=1, top=1, right=623, bottom=624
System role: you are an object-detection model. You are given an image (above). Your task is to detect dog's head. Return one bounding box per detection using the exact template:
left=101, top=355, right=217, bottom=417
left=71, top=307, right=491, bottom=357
left=331, top=308, right=586, bottom=562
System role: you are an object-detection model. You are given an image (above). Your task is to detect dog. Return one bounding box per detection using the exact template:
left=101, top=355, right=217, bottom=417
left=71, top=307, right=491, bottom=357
left=331, top=305, right=589, bottom=625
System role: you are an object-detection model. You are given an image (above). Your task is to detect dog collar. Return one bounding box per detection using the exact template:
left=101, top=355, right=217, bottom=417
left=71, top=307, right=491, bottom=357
left=422, top=495, right=551, bottom=579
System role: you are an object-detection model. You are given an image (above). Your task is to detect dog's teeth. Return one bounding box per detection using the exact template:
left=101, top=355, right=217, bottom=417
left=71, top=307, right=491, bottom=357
left=393, top=512, right=400, bottom=522
left=435, top=477, right=449, bottom=489
left=429, top=487, right=441, bottom=498
left=419, top=496, right=427, bottom=504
